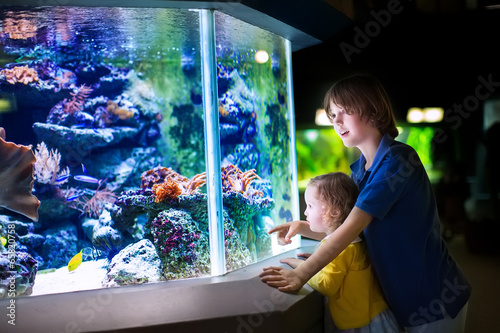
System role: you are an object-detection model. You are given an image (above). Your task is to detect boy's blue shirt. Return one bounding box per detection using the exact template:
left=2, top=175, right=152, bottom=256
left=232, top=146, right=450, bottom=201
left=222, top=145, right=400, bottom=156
left=350, top=133, right=471, bottom=327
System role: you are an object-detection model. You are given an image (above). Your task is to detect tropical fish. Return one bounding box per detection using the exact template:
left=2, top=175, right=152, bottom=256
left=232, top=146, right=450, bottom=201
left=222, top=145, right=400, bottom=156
left=1, top=236, right=6, bottom=247
left=55, top=174, right=71, bottom=182
left=68, top=249, right=83, bottom=272
left=81, top=163, right=87, bottom=174
left=82, top=247, right=102, bottom=261
left=73, top=175, right=100, bottom=184
left=66, top=193, right=84, bottom=201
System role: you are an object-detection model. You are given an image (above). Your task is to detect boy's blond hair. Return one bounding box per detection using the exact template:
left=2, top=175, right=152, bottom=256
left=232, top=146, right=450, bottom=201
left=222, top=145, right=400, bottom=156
left=308, top=172, right=359, bottom=229
left=323, top=74, right=399, bottom=138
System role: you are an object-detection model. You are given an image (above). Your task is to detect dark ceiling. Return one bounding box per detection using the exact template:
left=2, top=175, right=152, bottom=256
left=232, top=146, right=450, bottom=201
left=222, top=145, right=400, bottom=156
left=292, top=2, right=500, bottom=126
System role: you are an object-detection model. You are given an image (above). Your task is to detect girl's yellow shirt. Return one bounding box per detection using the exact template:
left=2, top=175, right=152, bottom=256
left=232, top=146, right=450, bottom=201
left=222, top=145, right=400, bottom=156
left=307, top=240, right=388, bottom=330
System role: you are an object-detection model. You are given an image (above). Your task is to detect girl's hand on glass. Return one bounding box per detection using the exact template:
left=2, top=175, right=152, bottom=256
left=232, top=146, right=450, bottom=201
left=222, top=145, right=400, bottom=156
left=279, top=257, right=304, bottom=269
left=259, top=266, right=308, bottom=292
left=267, top=221, right=306, bottom=245
left=296, top=252, right=312, bottom=260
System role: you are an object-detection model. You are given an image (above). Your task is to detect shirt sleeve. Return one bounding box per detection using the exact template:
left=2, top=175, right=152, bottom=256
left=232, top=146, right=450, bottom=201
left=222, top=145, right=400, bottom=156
left=307, top=245, right=352, bottom=297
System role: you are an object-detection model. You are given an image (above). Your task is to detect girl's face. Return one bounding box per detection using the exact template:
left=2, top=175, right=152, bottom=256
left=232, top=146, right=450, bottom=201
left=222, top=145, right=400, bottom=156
left=329, top=102, right=380, bottom=149
left=304, top=185, right=328, bottom=234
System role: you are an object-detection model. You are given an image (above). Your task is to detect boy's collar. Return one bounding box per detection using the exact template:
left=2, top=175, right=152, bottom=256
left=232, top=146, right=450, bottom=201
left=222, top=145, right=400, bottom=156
left=351, top=133, right=394, bottom=176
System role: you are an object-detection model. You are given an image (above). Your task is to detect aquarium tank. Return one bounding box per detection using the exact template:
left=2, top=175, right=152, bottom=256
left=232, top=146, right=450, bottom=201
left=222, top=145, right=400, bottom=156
left=0, top=5, right=300, bottom=297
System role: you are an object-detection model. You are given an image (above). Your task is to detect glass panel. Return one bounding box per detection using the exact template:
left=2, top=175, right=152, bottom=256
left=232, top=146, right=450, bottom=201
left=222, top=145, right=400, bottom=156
left=214, top=12, right=300, bottom=269
left=0, top=6, right=208, bottom=297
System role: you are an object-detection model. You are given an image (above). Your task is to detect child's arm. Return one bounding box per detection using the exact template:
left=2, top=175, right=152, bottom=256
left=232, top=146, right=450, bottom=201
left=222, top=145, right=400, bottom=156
left=260, top=207, right=373, bottom=291
left=267, top=220, right=326, bottom=244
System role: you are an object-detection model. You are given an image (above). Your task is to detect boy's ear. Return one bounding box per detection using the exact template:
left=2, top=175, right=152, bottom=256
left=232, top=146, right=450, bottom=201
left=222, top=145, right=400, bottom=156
left=331, top=209, right=341, bottom=218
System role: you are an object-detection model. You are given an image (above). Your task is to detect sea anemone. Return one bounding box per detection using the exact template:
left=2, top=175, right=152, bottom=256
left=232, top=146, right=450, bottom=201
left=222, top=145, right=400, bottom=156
left=152, top=180, right=182, bottom=203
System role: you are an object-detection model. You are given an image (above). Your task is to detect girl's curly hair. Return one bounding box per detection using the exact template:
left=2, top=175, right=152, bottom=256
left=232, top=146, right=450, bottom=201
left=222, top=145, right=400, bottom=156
left=308, top=172, right=359, bottom=229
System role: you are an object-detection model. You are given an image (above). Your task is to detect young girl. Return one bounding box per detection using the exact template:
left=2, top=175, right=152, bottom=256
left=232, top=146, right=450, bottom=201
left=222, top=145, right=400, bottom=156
left=281, top=172, right=400, bottom=332
left=260, top=74, right=471, bottom=332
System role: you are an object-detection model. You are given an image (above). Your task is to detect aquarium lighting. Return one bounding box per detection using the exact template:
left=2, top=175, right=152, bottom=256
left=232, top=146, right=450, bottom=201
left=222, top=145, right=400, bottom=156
left=407, top=107, right=443, bottom=123
left=254, top=50, right=269, bottom=63
left=315, top=108, right=332, bottom=126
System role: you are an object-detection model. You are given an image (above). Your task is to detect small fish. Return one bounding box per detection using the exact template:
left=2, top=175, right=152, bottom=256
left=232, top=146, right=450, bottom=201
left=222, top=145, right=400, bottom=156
left=55, top=174, right=70, bottom=182
left=66, top=193, right=84, bottom=201
left=73, top=175, right=100, bottom=184
left=81, top=163, right=87, bottom=174
left=1, top=236, right=6, bottom=247
left=68, top=249, right=83, bottom=272
left=82, top=247, right=102, bottom=261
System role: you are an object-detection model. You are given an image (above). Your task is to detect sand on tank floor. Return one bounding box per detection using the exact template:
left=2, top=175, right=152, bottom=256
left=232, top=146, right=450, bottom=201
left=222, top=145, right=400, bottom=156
left=31, top=259, right=108, bottom=296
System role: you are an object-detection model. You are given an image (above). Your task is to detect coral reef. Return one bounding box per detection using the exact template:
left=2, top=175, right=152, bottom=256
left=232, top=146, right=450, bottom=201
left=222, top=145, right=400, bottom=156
left=0, top=251, right=38, bottom=297
left=150, top=209, right=210, bottom=280
left=152, top=180, right=182, bottom=203
left=113, top=164, right=273, bottom=272
left=141, top=166, right=207, bottom=198
left=0, top=65, right=39, bottom=85
left=106, top=100, right=135, bottom=120
left=33, top=142, right=70, bottom=186
left=0, top=128, right=40, bottom=221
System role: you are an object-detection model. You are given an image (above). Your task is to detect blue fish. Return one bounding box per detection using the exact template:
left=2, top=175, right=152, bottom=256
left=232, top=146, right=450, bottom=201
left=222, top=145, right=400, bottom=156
left=55, top=174, right=70, bottom=182
left=81, top=163, right=87, bottom=174
left=66, top=193, right=84, bottom=201
left=73, top=175, right=100, bottom=184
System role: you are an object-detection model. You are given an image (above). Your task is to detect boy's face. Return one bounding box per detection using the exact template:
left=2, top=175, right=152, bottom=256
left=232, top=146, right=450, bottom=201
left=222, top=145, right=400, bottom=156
left=329, top=102, right=379, bottom=148
left=304, top=185, right=327, bottom=234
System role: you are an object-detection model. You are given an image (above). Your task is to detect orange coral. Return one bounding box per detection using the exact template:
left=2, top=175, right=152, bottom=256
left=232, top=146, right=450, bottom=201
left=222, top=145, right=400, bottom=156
left=184, top=173, right=207, bottom=194
left=107, top=100, right=134, bottom=120
left=152, top=180, right=182, bottom=203
left=221, top=164, right=263, bottom=198
left=1, top=65, right=39, bottom=85
left=141, top=166, right=187, bottom=190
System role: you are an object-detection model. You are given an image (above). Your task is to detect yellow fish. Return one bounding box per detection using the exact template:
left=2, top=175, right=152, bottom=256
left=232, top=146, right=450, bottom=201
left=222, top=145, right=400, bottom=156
left=68, top=249, right=83, bottom=272
left=1, top=236, right=6, bottom=247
